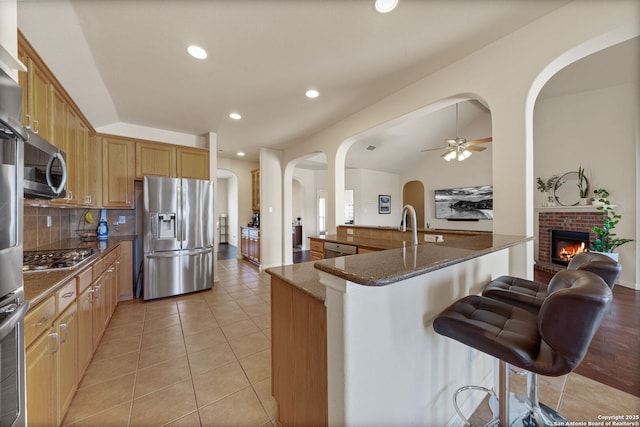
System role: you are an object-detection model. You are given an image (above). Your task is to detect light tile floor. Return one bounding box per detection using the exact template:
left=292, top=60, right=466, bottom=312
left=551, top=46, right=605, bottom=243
left=62, top=258, right=275, bottom=427
left=62, top=258, right=639, bottom=426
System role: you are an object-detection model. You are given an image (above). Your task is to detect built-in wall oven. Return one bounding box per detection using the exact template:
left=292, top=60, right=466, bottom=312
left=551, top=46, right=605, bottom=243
left=1, top=67, right=30, bottom=427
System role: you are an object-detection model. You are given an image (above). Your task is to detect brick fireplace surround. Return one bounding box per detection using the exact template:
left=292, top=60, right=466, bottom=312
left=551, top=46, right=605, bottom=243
left=536, top=208, right=605, bottom=273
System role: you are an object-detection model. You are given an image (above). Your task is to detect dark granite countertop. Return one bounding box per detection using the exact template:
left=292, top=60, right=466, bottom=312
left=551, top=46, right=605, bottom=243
left=23, top=236, right=136, bottom=308
left=265, top=262, right=325, bottom=301
left=309, top=234, right=407, bottom=250
left=268, top=234, right=532, bottom=300
left=314, top=234, right=532, bottom=286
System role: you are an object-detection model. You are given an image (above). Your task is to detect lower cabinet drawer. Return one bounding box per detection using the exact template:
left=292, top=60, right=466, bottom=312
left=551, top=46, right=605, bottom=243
left=57, top=279, right=77, bottom=314
left=25, top=296, right=56, bottom=348
left=310, top=240, right=324, bottom=253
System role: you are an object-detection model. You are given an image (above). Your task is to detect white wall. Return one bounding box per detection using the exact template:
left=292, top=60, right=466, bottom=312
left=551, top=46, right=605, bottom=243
left=345, top=169, right=401, bottom=227
left=534, top=83, right=638, bottom=287
left=400, top=109, right=493, bottom=232
left=217, top=157, right=258, bottom=255
left=0, top=0, right=19, bottom=80
left=292, top=168, right=319, bottom=250
left=97, top=122, right=206, bottom=148
left=226, top=175, right=239, bottom=247
left=260, top=148, right=284, bottom=269
left=278, top=1, right=637, bottom=282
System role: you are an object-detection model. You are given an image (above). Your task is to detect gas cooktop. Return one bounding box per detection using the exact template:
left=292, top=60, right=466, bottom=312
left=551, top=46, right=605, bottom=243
left=23, top=248, right=96, bottom=273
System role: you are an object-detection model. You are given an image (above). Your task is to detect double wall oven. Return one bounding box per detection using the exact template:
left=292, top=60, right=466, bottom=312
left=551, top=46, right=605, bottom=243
left=1, top=67, right=30, bottom=427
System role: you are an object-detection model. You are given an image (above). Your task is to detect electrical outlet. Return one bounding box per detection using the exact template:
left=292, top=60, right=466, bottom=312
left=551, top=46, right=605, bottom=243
left=347, top=228, right=354, bottom=235
left=424, top=234, right=437, bottom=242
left=118, top=216, right=126, bottom=224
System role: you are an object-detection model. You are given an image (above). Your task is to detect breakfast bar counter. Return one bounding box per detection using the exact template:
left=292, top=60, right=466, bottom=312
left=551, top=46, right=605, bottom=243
left=267, top=233, right=533, bottom=427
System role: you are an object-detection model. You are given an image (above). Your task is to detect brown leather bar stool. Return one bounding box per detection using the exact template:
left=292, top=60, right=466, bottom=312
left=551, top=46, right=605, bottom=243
left=433, top=270, right=612, bottom=426
left=482, top=252, right=620, bottom=314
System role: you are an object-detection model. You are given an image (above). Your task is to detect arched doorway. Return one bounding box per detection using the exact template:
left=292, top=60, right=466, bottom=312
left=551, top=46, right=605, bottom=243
left=402, top=180, right=425, bottom=229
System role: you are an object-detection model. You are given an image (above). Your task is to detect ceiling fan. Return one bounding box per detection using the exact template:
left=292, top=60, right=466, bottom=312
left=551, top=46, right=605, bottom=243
left=421, top=103, right=492, bottom=161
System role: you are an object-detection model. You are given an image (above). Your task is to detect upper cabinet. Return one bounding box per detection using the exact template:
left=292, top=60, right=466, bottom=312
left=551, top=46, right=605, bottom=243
left=18, top=32, right=100, bottom=208
left=135, top=141, right=177, bottom=179
left=177, top=146, right=209, bottom=180
left=18, top=31, right=211, bottom=212
left=26, top=57, right=52, bottom=140
left=101, top=135, right=135, bottom=208
left=135, top=141, right=209, bottom=181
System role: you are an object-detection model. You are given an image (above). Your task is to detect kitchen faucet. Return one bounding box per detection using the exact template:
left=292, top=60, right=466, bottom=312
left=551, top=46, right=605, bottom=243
left=401, top=204, right=419, bottom=246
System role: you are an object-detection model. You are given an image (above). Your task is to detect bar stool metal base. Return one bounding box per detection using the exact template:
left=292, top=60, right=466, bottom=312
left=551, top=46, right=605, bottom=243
left=453, top=385, right=500, bottom=427
left=452, top=362, right=569, bottom=427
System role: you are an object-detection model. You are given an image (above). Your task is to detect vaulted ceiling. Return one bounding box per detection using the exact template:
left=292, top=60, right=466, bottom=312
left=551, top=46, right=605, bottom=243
left=17, top=1, right=637, bottom=173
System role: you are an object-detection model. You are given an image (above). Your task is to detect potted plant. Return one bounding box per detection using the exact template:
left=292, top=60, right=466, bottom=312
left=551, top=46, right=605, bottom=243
left=536, top=175, right=558, bottom=207
left=589, top=188, right=633, bottom=261
left=577, top=166, right=589, bottom=205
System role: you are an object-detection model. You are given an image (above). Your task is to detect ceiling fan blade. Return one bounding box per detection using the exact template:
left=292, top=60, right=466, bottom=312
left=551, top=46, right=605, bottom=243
left=420, top=146, right=446, bottom=153
left=440, top=149, right=454, bottom=158
left=465, top=145, right=486, bottom=152
left=467, top=137, right=492, bottom=145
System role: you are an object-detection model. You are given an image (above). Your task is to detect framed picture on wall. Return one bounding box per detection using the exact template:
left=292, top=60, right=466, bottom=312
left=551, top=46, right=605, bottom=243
left=378, top=195, right=391, bottom=214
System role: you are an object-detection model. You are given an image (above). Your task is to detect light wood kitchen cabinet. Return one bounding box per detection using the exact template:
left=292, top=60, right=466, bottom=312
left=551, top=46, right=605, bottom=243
left=76, top=268, right=93, bottom=380
left=271, top=276, right=327, bottom=426
left=87, top=134, right=103, bottom=207
left=309, top=239, right=324, bottom=260
left=135, top=141, right=177, bottom=179
left=91, top=272, right=108, bottom=351
left=251, top=168, right=260, bottom=211
left=49, top=87, right=71, bottom=207
left=74, top=117, right=92, bottom=206
left=19, top=31, right=100, bottom=208
left=118, top=240, right=133, bottom=301
left=26, top=57, right=52, bottom=140
left=26, top=325, right=58, bottom=427
left=56, top=302, right=78, bottom=423
left=101, top=135, right=135, bottom=208
left=177, top=146, right=209, bottom=180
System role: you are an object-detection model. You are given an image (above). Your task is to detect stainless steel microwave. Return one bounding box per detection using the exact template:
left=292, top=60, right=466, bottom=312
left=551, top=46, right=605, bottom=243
left=23, top=130, right=67, bottom=199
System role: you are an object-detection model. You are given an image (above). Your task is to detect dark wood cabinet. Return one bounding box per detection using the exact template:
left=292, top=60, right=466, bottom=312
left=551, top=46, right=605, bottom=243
left=241, top=227, right=260, bottom=265
left=292, top=225, right=302, bottom=248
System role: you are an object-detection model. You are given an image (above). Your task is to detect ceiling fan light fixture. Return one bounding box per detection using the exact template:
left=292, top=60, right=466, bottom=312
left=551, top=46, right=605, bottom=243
left=458, top=149, right=472, bottom=161
left=443, top=151, right=456, bottom=162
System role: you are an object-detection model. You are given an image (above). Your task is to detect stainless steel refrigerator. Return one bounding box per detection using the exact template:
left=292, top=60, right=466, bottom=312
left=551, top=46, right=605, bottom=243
left=143, top=176, right=214, bottom=300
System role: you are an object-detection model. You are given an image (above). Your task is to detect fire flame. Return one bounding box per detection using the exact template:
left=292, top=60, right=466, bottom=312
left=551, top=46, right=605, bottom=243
left=559, top=242, right=587, bottom=262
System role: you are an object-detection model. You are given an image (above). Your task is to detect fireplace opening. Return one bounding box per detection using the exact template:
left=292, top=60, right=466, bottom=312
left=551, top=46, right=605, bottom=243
left=551, top=229, right=589, bottom=266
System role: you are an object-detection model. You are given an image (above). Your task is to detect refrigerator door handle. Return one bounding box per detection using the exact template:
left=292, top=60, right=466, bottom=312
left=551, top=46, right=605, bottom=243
left=145, top=247, right=213, bottom=259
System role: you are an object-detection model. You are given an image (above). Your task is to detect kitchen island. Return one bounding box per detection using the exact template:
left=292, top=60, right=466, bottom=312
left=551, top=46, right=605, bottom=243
left=267, top=233, right=532, bottom=426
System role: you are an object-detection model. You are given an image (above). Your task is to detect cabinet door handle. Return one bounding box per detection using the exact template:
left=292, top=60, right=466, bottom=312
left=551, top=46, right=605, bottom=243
left=59, top=323, right=68, bottom=344
left=32, top=119, right=39, bottom=134
left=94, top=285, right=101, bottom=299
left=50, top=332, right=59, bottom=354
left=62, top=291, right=75, bottom=299
left=88, top=289, right=95, bottom=302
left=25, top=114, right=32, bottom=129
left=33, top=315, right=50, bottom=327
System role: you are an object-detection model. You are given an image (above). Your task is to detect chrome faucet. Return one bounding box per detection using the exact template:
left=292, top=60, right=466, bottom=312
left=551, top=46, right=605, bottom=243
left=401, top=204, right=419, bottom=246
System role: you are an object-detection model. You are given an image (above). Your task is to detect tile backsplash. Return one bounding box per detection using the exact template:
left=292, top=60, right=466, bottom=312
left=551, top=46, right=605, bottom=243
left=24, top=205, right=137, bottom=251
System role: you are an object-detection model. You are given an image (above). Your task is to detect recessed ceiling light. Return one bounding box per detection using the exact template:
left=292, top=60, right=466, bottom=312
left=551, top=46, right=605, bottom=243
left=187, top=45, right=207, bottom=59
left=237, top=151, right=245, bottom=157
left=375, top=0, right=398, bottom=13
left=229, top=113, right=242, bottom=120
left=305, top=89, right=319, bottom=99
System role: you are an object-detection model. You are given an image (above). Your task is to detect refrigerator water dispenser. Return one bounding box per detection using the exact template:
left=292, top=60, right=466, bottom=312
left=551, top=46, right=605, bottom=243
left=157, top=213, right=176, bottom=239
